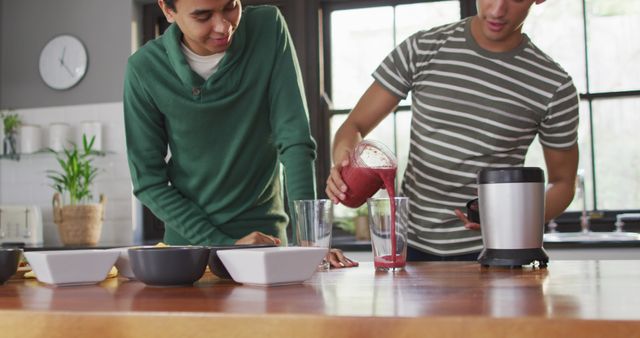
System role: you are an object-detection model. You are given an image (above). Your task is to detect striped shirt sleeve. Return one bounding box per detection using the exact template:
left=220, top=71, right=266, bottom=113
left=373, top=35, right=418, bottom=99
left=538, top=78, right=580, bottom=149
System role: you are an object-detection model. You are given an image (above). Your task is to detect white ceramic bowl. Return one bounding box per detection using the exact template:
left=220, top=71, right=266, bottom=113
left=24, top=250, right=119, bottom=286
left=217, top=246, right=328, bottom=286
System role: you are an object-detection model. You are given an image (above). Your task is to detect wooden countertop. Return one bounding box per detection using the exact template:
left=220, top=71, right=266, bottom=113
left=2, top=260, right=640, bottom=338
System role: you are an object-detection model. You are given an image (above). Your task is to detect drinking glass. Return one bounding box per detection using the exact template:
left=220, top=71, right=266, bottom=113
left=293, top=199, right=333, bottom=271
left=367, top=197, right=409, bottom=271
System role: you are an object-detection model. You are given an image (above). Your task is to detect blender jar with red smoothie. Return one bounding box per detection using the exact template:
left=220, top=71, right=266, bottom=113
left=340, top=140, right=397, bottom=208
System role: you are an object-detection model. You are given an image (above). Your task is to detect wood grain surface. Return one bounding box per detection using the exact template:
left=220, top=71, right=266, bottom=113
left=1, top=261, right=639, bottom=338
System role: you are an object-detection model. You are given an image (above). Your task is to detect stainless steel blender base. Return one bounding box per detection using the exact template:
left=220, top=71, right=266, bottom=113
left=477, top=248, right=549, bottom=268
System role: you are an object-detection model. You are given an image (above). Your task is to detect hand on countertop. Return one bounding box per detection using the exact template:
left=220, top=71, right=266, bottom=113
left=327, top=248, right=359, bottom=268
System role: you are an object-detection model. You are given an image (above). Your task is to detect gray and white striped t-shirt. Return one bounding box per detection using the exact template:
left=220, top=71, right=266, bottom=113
left=373, top=18, right=579, bottom=256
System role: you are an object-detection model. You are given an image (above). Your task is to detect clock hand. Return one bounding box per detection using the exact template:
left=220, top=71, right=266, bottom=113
left=61, top=62, right=75, bottom=77
left=59, top=46, right=67, bottom=65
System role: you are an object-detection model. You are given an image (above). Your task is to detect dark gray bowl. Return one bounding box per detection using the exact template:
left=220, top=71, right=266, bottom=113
left=208, top=244, right=276, bottom=279
left=128, top=246, right=210, bottom=287
left=0, top=249, right=22, bottom=284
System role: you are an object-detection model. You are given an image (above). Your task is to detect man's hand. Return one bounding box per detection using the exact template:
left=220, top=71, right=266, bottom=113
left=325, top=157, right=350, bottom=204
left=235, top=231, right=281, bottom=245
left=454, top=209, right=480, bottom=231
left=326, top=248, right=358, bottom=268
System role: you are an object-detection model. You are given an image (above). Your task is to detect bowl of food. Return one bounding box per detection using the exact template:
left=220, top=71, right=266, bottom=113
left=217, top=246, right=327, bottom=286
left=23, top=249, right=119, bottom=286
left=128, top=246, right=210, bottom=287
left=0, top=248, right=22, bottom=284
left=208, top=244, right=276, bottom=279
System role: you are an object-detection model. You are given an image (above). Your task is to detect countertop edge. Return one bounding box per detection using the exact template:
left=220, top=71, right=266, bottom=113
left=1, top=310, right=639, bottom=338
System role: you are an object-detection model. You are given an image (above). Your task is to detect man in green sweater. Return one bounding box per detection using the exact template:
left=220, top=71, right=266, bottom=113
left=124, top=0, right=356, bottom=268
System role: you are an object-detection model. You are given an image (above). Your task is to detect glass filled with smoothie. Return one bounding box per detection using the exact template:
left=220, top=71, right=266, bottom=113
left=367, top=197, right=409, bottom=271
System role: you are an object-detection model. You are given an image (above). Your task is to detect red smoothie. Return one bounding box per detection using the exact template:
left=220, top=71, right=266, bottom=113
left=343, top=166, right=402, bottom=269
left=374, top=254, right=406, bottom=269
left=339, top=140, right=403, bottom=269
left=340, top=165, right=383, bottom=208
left=376, top=168, right=400, bottom=268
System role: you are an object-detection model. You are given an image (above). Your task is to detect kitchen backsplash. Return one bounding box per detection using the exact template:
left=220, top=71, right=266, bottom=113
left=0, top=102, right=137, bottom=246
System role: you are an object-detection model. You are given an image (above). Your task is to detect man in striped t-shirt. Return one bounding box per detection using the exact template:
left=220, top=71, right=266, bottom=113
left=326, top=0, right=579, bottom=261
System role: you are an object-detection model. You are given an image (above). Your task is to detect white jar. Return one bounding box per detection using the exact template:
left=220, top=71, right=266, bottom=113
left=19, top=124, right=42, bottom=154
left=49, top=123, right=72, bottom=152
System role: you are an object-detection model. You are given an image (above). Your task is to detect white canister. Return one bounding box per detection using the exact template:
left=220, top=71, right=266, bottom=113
left=80, top=121, right=102, bottom=151
left=49, top=123, right=72, bottom=152
left=19, top=124, right=42, bottom=154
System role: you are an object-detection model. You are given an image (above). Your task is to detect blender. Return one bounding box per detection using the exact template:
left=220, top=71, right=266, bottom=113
left=474, top=167, right=549, bottom=268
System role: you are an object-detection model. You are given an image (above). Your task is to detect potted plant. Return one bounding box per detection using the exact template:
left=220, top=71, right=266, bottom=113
left=1, top=111, right=21, bottom=159
left=47, top=135, right=106, bottom=246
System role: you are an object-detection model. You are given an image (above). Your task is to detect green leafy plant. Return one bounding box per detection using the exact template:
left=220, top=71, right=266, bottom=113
left=47, top=135, right=100, bottom=205
left=355, top=205, right=368, bottom=217
left=1, top=112, right=21, bottom=134
left=334, top=218, right=355, bottom=234
left=334, top=205, right=368, bottom=234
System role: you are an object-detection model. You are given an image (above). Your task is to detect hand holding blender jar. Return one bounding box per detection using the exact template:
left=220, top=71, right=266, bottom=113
left=339, top=140, right=398, bottom=208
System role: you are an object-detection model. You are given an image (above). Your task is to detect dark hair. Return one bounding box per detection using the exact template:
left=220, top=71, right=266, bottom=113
left=164, top=0, right=176, bottom=11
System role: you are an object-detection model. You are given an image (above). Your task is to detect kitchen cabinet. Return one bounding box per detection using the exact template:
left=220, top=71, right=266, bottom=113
left=1, top=260, right=639, bottom=338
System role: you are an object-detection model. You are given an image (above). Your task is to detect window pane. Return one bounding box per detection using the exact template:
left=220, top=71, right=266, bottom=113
left=586, top=1, right=640, bottom=92
left=330, top=7, right=394, bottom=109
left=592, top=97, right=640, bottom=209
left=524, top=101, right=592, bottom=212
left=395, top=1, right=461, bottom=44
left=524, top=0, right=586, bottom=93
left=395, top=1, right=460, bottom=106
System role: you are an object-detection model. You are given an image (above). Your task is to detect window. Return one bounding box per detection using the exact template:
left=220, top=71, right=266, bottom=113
left=322, top=0, right=640, bottom=224
left=324, top=0, right=461, bottom=219
left=327, top=0, right=461, bottom=182
left=522, top=0, right=640, bottom=215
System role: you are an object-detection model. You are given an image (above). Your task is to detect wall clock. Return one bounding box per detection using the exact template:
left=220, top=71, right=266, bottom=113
left=38, top=34, right=88, bottom=90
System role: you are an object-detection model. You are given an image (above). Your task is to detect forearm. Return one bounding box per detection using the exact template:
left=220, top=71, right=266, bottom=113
left=281, top=144, right=316, bottom=203
left=542, top=145, right=579, bottom=222
left=544, top=179, right=576, bottom=221
left=332, top=123, right=363, bottom=164
left=135, top=183, right=236, bottom=245
left=331, top=81, right=400, bottom=164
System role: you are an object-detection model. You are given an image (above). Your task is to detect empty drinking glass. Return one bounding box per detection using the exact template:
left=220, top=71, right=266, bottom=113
left=293, top=199, right=333, bottom=271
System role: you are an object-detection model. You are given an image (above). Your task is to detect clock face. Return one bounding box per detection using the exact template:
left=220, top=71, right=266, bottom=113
left=39, top=35, right=88, bottom=90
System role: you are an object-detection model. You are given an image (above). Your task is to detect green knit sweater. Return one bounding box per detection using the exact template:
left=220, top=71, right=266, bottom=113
left=123, top=6, right=316, bottom=246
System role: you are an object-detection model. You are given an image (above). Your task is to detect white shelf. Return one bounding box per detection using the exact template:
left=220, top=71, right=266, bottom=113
left=0, top=150, right=111, bottom=161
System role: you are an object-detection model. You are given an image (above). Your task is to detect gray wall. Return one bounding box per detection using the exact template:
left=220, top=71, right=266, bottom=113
left=0, top=0, right=132, bottom=109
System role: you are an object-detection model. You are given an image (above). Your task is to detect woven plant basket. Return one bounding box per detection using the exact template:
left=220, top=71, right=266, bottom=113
left=53, top=192, right=106, bottom=246
left=354, top=215, right=371, bottom=241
